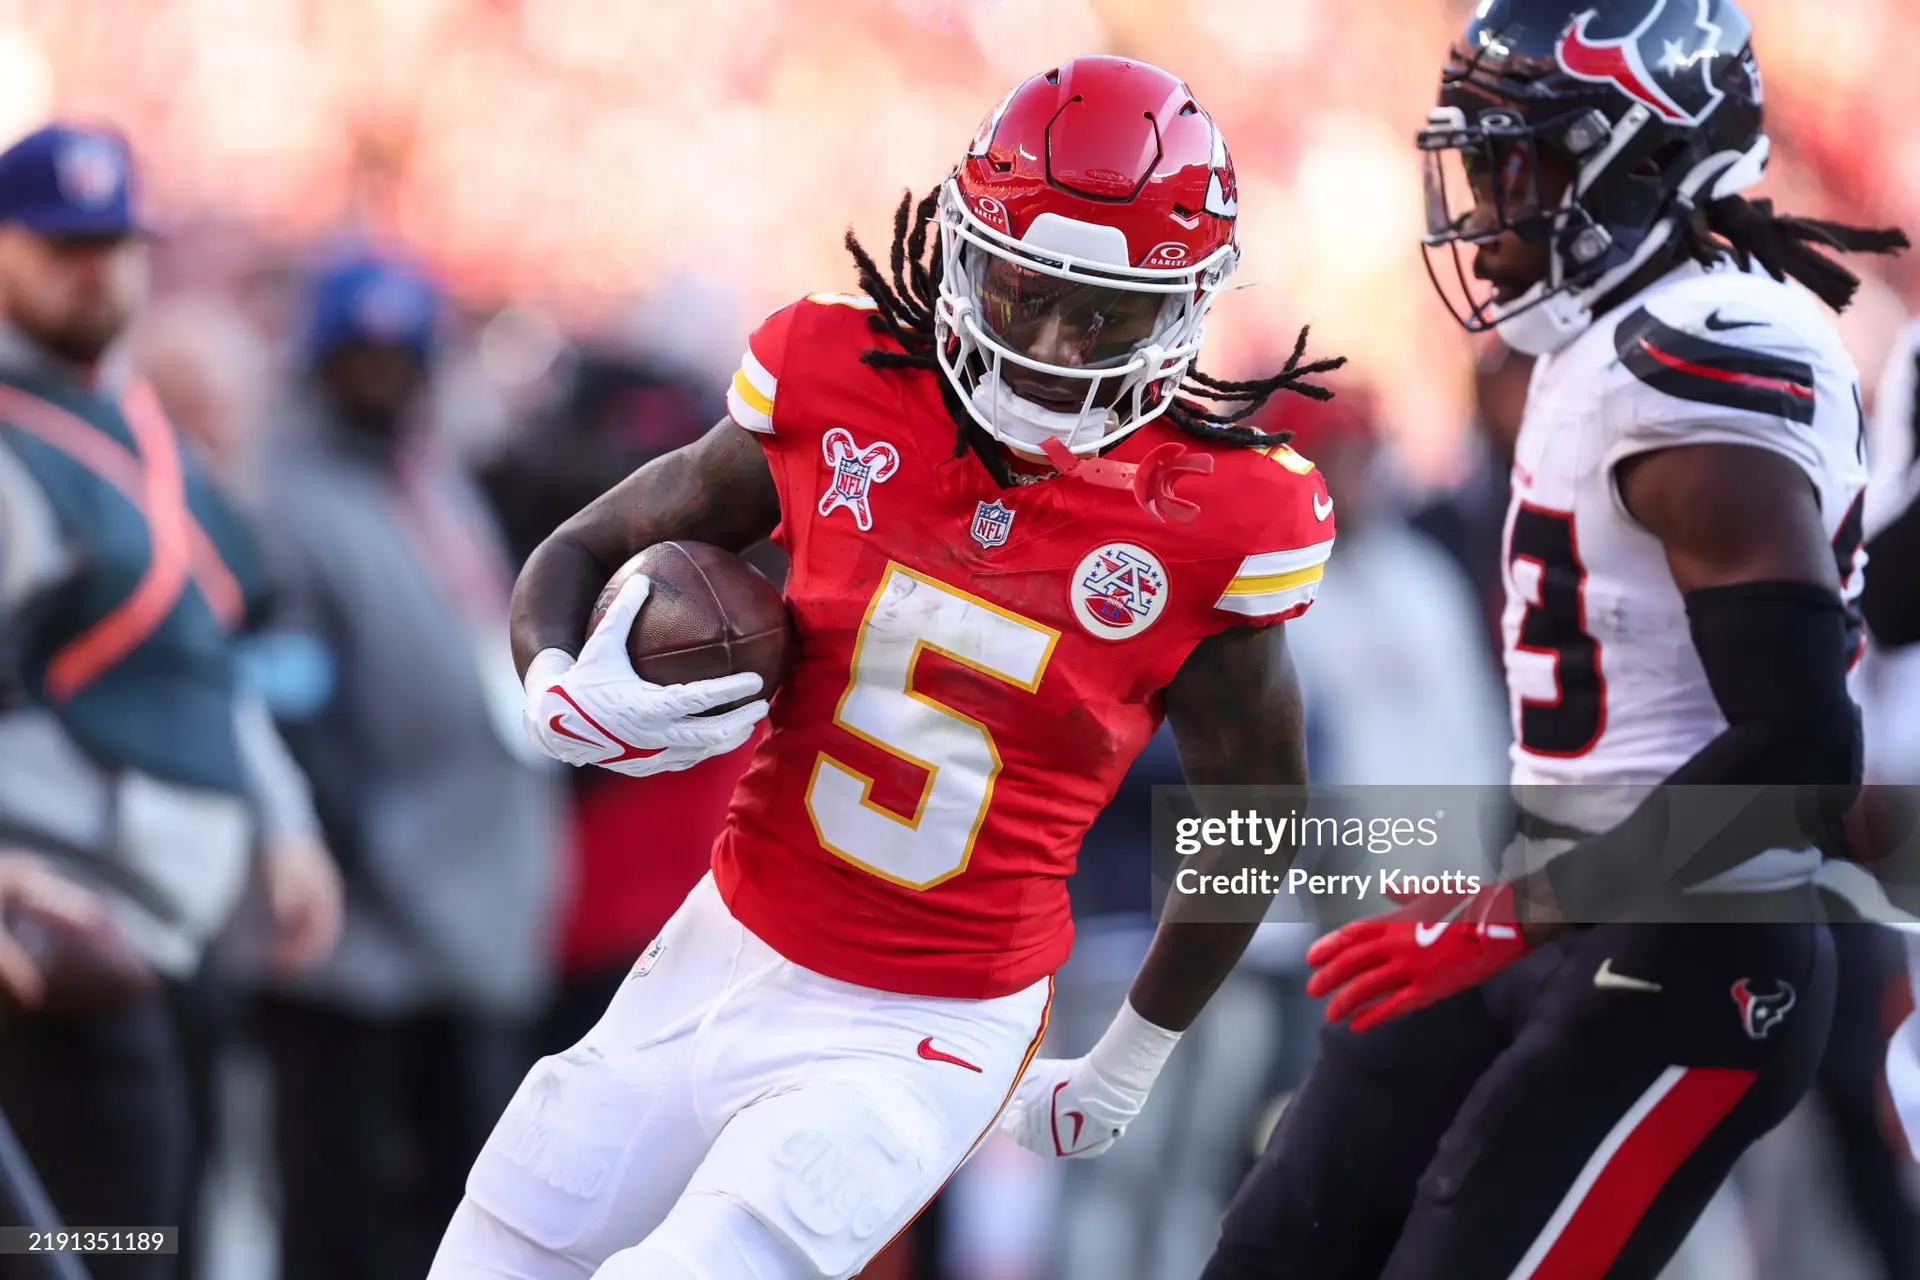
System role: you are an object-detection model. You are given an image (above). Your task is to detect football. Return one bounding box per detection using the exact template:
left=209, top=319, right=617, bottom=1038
left=588, top=542, right=790, bottom=715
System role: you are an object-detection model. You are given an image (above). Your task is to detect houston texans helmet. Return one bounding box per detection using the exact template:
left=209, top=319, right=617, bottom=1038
left=1418, top=0, right=1768, bottom=355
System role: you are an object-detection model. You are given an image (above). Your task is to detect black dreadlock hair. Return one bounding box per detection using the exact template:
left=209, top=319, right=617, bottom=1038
left=843, top=188, right=1348, bottom=485
left=1677, top=195, right=1908, bottom=313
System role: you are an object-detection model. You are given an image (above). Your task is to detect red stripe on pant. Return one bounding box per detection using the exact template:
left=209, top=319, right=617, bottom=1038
left=1512, top=1065, right=1756, bottom=1280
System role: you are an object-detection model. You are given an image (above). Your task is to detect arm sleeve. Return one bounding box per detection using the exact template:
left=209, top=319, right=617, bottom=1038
left=1208, top=444, right=1336, bottom=628
left=1540, top=581, right=1860, bottom=919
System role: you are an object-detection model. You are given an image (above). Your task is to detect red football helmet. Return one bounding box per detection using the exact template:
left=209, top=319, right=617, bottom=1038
left=936, top=57, right=1242, bottom=456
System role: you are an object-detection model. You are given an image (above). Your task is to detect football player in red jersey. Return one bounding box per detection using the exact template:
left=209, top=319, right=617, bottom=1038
left=427, top=56, right=1342, bottom=1280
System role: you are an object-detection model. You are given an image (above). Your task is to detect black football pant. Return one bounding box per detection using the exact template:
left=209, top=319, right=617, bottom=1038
left=1203, top=909, right=1836, bottom=1280
left=0, top=991, right=188, bottom=1280
left=259, top=997, right=530, bottom=1280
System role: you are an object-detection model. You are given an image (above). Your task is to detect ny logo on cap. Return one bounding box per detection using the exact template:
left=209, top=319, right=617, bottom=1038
left=56, top=136, right=122, bottom=209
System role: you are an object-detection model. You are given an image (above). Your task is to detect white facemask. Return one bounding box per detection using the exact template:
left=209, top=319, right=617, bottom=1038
left=968, top=371, right=1117, bottom=456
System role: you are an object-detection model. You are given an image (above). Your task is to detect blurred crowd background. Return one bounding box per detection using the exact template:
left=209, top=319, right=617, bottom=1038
left=2, top=0, right=1920, bottom=1277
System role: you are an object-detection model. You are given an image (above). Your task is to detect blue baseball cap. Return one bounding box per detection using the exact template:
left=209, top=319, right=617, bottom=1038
left=0, top=124, right=144, bottom=239
left=301, top=253, right=442, bottom=370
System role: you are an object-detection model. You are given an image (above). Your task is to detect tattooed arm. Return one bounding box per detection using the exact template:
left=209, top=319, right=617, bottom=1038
left=510, top=420, right=781, bottom=680
left=1130, top=622, right=1310, bottom=1031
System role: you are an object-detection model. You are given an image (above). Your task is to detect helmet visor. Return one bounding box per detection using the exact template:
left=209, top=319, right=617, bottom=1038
left=966, top=251, right=1178, bottom=372
left=1418, top=116, right=1552, bottom=247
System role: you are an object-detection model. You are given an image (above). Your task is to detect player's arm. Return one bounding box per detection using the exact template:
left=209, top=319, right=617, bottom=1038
left=998, top=621, right=1307, bottom=1160
left=1130, top=622, right=1308, bottom=1028
left=508, top=420, right=779, bottom=679
left=1308, top=444, right=1860, bottom=1032
left=1526, top=442, right=1858, bottom=922
left=510, top=418, right=781, bottom=777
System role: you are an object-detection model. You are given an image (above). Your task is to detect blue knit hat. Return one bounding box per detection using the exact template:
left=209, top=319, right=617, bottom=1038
left=302, top=254, right=440, bottom=370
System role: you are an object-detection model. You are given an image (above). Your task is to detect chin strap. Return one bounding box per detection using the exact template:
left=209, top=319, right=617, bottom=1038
left=1037, top=436, right=1214, bottom=524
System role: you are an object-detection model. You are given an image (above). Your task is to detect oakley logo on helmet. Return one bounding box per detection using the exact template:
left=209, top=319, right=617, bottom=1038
left=1556, top=0, right=1731, bottom=126
left=1143, top=241, right=1191, bottom=269
left=972, top=195, right=1010, bottom=236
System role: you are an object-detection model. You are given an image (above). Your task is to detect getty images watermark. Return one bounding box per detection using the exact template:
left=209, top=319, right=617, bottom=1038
left=1148, top=783, right=1920, bottom=927
left=1169, top=807, right=1479, bottom=902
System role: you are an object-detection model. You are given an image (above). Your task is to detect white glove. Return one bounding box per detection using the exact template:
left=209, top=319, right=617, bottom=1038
left=523, top=574, right=769, bottom=778
left=998, top=1000, right=1182, bottom=1159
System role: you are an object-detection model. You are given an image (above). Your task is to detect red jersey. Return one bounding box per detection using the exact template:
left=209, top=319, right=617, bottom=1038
left=711, top=292, right=1334, bottom=998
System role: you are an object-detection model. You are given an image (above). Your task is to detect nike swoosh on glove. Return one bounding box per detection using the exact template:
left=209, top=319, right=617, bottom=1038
left=997, top=1056, right=1146, bottom=1159
left=998, top=1001, right=1181, bottom=1160
left=1305, top=882, right=1530, bottom=1032
left=523, top=574, right=769, bottom=778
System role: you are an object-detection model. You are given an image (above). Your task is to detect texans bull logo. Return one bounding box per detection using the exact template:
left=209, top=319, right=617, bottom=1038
left=1731, top=977, right=1795, bottom=1041
left=1555, top=0, right=1742, bottom=126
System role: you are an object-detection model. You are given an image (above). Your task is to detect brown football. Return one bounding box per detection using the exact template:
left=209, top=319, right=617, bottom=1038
left=588, top=542, right=790, bottom=715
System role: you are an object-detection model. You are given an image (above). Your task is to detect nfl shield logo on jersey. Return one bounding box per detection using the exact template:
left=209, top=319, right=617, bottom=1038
left=970, top=499, right=1014, bottom=549
left=817, top=427, right=901, bottom=532
left=1072, top=542, right=1168, bottom=639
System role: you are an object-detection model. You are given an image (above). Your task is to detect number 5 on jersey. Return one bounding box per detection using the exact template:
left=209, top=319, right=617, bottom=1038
left=807, top=564, right=1060, bottom=888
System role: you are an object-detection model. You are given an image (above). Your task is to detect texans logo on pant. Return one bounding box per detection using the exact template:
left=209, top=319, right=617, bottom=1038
left=1731, top=977, right=1795, bottom=1041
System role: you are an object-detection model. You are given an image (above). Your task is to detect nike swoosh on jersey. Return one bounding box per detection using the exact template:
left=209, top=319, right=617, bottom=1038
left=916, top=1037, right=983, bottom=1072
left=1703, top=309, right=1763, bottom=332
left=1593, top=958, right=1663, bottom=992
left=1313, top=493, right=1334, bottom=521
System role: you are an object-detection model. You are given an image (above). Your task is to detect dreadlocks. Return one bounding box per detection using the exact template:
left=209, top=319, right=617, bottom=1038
left=843, top=188, right=1348, bottom=483
left=1678, top=195, right=1908, bottom=313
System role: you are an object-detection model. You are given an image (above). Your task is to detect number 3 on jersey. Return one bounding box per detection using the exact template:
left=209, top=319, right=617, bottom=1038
left=807, top=565, right=1059, bottom=888
left=1508, top=505, right=1604, bottom=757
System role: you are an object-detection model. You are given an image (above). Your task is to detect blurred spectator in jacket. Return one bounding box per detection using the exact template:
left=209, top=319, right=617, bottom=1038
left=249, top=251, right=563, bottom=1280
left=133, top=291, right=273, bottom=481
left=476, top=330, right=769, bottom=1057
left=1411, top=344, right=1533, bottom=665
left=0, top=123, right=340, bottom=1280
left=1272, top=386, right=1510, bottom=789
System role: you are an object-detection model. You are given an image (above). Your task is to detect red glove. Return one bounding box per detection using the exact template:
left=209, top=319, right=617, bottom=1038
left=1305, top=882, right=1530, bottom=1032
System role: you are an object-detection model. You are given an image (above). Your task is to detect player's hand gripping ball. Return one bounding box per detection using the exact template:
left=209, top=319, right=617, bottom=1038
left=523, top=543, right=790, bottom=777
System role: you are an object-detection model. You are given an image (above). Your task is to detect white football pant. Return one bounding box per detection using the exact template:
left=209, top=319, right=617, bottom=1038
left=426, top=873, right=1051, bottom=1280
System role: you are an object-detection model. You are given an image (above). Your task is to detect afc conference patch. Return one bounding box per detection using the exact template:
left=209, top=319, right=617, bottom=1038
left=970, top=499, right=1014, bottom=549
left=1071, top=542, right=1167, bottom=639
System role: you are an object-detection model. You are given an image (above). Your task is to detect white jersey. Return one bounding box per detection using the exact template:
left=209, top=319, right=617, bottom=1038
left=1502, top=260, right=1868, bottom=892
